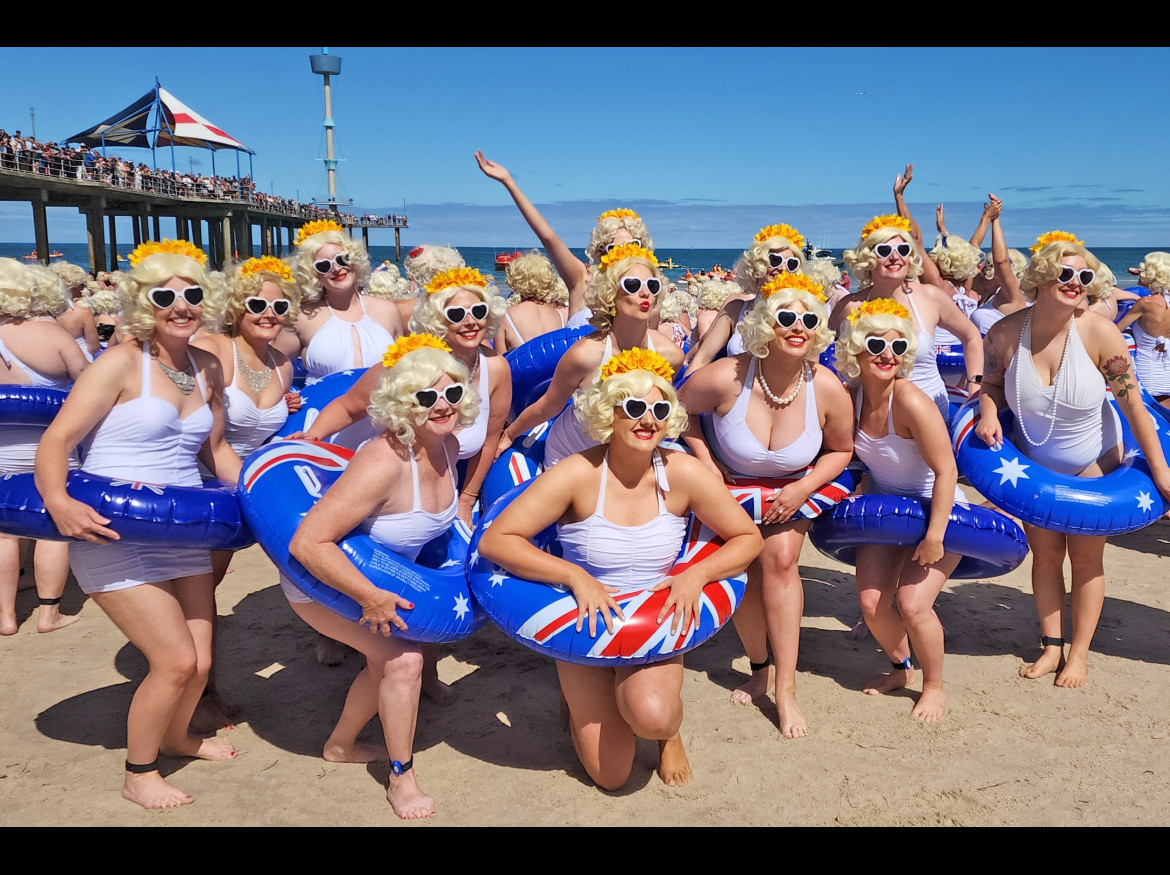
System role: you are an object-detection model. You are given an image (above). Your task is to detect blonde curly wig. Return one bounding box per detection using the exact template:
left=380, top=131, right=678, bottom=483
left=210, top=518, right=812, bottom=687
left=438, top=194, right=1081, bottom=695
left=221, top=261, right=303, bottom=334
left=408, top=281, right=507, bottom=341
left=929, top=235, right=983, bottom=281
left=1021, top=242, right=1112, bottom=302
left=574, top=368, right=687, bottom=444
left=843, top=227, right=924, bottom=288
left=584, top=215, right=653, bottom=265
left=835, top=310, right=918, bottom=382
left=739, top=288, right=832, bottom=360
left=118, top=253, right=227, bottom=341
left=403, top=245, right=465, bottom=287
left=735, top=234, right=805, bottom=297
left=292, top=230, right=372, bottom=303
left=367, top=346, right=478, bottom=447
left=505, top=252, right=561, bottom=304
left=1138, top=252, right=1170, bottom=293
left=584, top=250, right=665, bottom=333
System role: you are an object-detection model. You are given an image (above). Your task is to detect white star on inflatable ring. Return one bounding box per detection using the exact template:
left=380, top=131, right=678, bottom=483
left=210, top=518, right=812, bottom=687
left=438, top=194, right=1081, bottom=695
left=1136, top=491, right=1155, bottom=512
left=993, top=456, right=1031, bottom=488
left=453, top=593, right=470, bottom=620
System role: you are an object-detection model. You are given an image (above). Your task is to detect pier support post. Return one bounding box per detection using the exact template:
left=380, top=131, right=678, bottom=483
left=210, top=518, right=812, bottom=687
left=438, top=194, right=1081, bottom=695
left=152, top=215, right=161, bottom=240
left=131, top=214, right=142, bottom=246
left=222, top=216, right=233, bottom=265
left=32, top=191, right=50, bottom=265
left=394, top=227, right=402, bottom=262
left=192, top=219, right=203, bottom=251
left=85, top=202, right=107, bottom=275
left=362, top=226, right=369, bottom=251
left=107, top=214, right=118, bottom=270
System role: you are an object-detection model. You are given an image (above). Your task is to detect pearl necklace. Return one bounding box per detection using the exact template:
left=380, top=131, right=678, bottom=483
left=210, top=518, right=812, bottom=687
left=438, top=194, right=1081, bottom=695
left=757, top=360, right=806, bottom=407
left=1014, top=310, right=1071, bottom=449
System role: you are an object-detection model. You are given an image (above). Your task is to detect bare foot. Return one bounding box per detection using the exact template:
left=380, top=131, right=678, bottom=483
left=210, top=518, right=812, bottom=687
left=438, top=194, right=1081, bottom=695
left=847, top=616, right=871, bottom=641
left=323, top=738, right=388, bottom=763
left=387, top=772, right=435, bottom=820
left=316, top=634, right=348, bottom=666
left=1020, top=645, right=1064, bottom=680
left=657, top=734, right=692, bottom=786
left=0, top=615, right=17, bottom=636
left=190, top=696, right=235, bottom=734
left=162, top=734, right=237, bottom=761
left=122, top=770, right=193, bottom=810
left=729, top=663, right=771, bottom=705
left=36, top=605, right=80, bottom=633
left=863, top=666, right=915, bottom=696
left=910, top=683, right=946, bottom=722
left=1055, top=652, right=1088, bottom=689
left=422, top=675, right=455, bottom=706
left=776, top=688, right=808, bottom=739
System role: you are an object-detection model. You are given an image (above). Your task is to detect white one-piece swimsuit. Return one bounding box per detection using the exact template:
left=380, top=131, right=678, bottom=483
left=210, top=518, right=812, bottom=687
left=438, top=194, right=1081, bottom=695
left=302, top=297, right=395, bottom=380
left=71, top=345, right=214, bottom=594
left=1131, top=295, right=1170, bottom=396
left=902, top=293, right=951, bottom=423
left=557, top=451, right=686, bottom=591
left=1006, top=312, right=1121, bottom=478
left=0, top=328, right=71, bottom=474
left=281, top=440, right=459, bottom=603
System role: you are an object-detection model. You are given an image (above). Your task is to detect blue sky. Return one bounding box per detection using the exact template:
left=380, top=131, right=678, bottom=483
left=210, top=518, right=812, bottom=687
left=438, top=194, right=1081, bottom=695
left=2, top=46, right=1168, bottom=249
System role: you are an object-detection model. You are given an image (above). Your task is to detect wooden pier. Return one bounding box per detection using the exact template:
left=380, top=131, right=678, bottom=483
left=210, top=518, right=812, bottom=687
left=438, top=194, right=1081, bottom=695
left=0, top=168, right=408, bottom=273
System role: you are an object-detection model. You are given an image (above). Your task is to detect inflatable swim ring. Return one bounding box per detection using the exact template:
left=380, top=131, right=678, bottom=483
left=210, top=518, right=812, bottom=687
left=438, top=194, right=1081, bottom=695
left=725, top=468, right=856, bottom=523
left=504, top=325, right=590, bottom=418
left=467, top=479, right=747, bottom=667
left=0, top=470, right=252, bottom=549
left=240, top=439, right=485, bottom=644
left=950, top=396, right=1169, bottom=535
left=0, top=385, right=69, bottom=427
left=278, top=368, right=364, bottom=440
left=808, top=492, right=1027, bottom=579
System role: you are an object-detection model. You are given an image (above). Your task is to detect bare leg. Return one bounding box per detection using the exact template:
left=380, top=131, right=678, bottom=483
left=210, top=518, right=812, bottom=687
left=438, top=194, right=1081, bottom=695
left=1020, top=525, right=1067, bottom=680
left=33, top=539, right=79, bottom=632
left=616, top=657, right=688, bottom=786
left=190, top=550, right=237, bottom=733
left=556, top=661, right=635, bottom=791
left=896, top=554, right=960, bottom=722
left=729, top=568, right=771, bottom=704
left=1058, top=534, right=1107, bottom=688
left=856, top=544, right=915, bottom=695
left=757, top=521, right=811, bottom=738
left=289, top=601, right=432, bottom=818
left=421, top=643, right=454, bottom=705
left=0, top=534, right=21, bottom=635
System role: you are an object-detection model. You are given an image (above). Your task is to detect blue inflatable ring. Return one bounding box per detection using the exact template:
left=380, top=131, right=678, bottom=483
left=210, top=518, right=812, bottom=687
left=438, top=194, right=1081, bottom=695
left=725, top=468, right=856, bottom=523
left=0, top=470, right=253, bottom=549
left=503, top=325, right=590, bottom=418
left=808, top=492, right=1028, bottom=579
left=0, top=384, right=70, bottom=427
left=278, top=368, right=365, bottom=440
left=467, top=479, right=747, bottom=667
left=950, top=396, right=1169, bottom=535
left=239, top=439, right=485, bottom=644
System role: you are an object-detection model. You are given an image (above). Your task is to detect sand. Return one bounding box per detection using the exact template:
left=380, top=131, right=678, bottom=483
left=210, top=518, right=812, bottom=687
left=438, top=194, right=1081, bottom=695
left=2, top=518, right=1169, bottom=827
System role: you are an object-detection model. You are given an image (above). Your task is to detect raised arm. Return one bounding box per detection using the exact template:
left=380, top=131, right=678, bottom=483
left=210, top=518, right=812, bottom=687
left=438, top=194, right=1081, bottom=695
left=968, top=199, right=995, bottom=249
left=894, top=165, right=943, bottom=288
left=498, top=342, right=592, bottom=455
left=474, top=151, right=588, bottom=292
left=987, top=195, right=1024, bottom=311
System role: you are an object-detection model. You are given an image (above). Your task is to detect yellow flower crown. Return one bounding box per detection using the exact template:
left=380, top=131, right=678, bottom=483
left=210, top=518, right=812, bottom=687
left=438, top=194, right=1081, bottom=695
left=294, top=220, right=345, bottom=247
left=128, top=239, right=208, bottom=268
left=425, top=267, right=489, bottom=296
left=381, top=334, right=452, bottom=370
left=860, top=214, right=911, bottom=240
left=848, top=298, right=911, bottom=325
left=1030, top=230, right=1083, bottom=254
left=755, top=223, right=805, bottom=250
left=599, top=347, right=675, bottom=382
left=597, top=208, right=640, bottom=222
left=761, top=273, right=826, bottom=302
left=599, top=243, right=658, bottom=271
left=239, top=256, right=293, bottom=283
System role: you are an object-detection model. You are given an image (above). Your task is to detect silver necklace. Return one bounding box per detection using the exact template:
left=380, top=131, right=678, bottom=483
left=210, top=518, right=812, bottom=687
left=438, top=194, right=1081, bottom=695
left=459, top=350, right=480, bottom=382
left=757, top=360, right=806, bottom=407
left=235, top=341, right=272, bottom=394
left=153, top=345, right=196, bottom=395
left=1014, top=310, right=1071, bottom=449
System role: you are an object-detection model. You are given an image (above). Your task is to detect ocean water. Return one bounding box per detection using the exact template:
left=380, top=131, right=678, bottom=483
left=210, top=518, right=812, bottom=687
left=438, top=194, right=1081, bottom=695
left=0, top=242, right=1157, bottom=289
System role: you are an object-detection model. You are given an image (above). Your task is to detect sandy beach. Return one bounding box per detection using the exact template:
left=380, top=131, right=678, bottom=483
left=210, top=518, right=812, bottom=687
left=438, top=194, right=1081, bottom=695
left=3, top=506, right=1168, bottom=828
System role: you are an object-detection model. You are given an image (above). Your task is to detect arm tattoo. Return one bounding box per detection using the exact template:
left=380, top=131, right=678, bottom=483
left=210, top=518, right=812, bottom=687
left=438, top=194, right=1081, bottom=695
left=1103, top=355, right=1137, bottom=398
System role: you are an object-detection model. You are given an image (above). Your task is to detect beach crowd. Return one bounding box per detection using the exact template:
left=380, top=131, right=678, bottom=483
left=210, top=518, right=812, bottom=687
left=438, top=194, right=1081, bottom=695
left=2, top=154, right=1169, bottom=821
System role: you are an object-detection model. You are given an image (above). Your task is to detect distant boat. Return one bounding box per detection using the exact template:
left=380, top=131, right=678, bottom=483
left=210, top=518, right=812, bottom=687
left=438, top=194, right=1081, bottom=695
left=495, top=250, right=522, bottom=272
left=20, top=250, right=65, bottom=260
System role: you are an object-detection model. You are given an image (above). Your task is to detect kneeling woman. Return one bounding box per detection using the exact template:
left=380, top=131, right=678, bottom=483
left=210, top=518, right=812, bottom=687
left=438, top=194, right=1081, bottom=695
left=836, top=299, right=965, bottom=721
left=288, top=334, right=478, bottom=820
left=479, top=349, right=761, bottom=790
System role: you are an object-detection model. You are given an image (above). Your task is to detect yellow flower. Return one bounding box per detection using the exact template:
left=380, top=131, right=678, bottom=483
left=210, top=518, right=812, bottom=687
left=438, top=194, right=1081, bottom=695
left=128, top=239, right=208, bottom=268
left=239, top=256, right=293, bottom=283
left=381, top=334, right=452, bottom=370
left=424, top=267, right=489, bottom=296
left=294, top=220, right=345, bottom=247
left=599, top=347, right=675, bottom=382
left=754, top=223, right=805, bottom=250
left=1030, top=230, right=1083, bottom=254
left=860, top=214, right=911, bottom=240
left=599, top=243, right=658, bottom=271
left=761, top=273, right=826, bottom=301
left=848, top=298, right=911, bottom=324
left=597, top=208, right=640, bottom=222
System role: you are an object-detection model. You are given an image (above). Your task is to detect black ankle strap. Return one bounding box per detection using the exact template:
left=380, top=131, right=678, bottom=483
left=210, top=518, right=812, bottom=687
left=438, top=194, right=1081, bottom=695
left=1041, top=636, right=1065, bottom=648
left=124, top=758, right=159, bottom=774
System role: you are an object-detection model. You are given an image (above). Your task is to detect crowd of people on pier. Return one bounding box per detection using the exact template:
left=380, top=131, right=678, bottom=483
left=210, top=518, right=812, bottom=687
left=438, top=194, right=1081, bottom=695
left=2, top=154, right=1170, bottom=821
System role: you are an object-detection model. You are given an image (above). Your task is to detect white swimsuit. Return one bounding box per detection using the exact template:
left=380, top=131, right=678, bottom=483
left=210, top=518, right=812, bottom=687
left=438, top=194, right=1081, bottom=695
left=1130, top=295, right=1170, bottom=396
left=708, top=359, right=821, bottom=478
left=543, top=333, right=658, bottom=467
left=71, top=345, right=214, bottom=594
left=0, top=327, right=71, bottom=474
left=557, top=451, right=685, bottom=590
left=1006, top=313, right=1121, bottom=477
left=853, top=384, right=964, bottom=502
left=934, top=283, right=978, bottom=347
left=902, top=293, right=951, bottom=422
left=302, top=297, right=395, bottom=379
left=456, top=352, right=491, bottom=461
left=725, top=299, right=753, bottom=357
left=503, top=308, right=565, bottom=347
left=281, top=440, right=458, bottom=604
left=199, top=346, right=289, bottom=481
